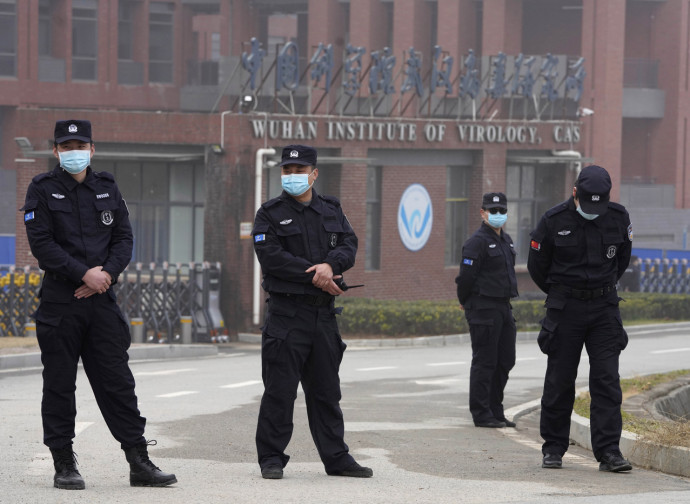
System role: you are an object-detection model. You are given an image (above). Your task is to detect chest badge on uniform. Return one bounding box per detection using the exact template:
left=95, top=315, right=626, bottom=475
left=606, top=245, right=617, bottom=259
left=96, top=193, right=110, bottom=199
left=101, top=210, right=114, bottom=226
left=51, top=193, right=65, bottom=199
left=280, top=219, right=292, bottom=225
left=328, top=233, right=338, bottom=249
left=489, top=243, right=497, bottom=248
left=558, top=230, right=571, bottom=235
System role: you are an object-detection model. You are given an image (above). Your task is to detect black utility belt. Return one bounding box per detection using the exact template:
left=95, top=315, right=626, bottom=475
left=46, top=272, right=81, bottom=286
left=553, top=284, right=615, bottom=300
left=271, top=292, right=334, bottom=307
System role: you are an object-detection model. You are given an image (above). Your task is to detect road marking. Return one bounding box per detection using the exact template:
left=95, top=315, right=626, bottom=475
left=414, top=378, right=461, bottom=385
left=220, top=380, right=263, bottom=389
left=156, top=391, right=199, bottom=398
left=223, top=353, right=247, bottom=358
left=650, top=347, right=690, bottom=354
left=516, top=357, right=538, bottom=362
left=135, top=368, right=196, bottom=376
left=426, top=361, right=465, bottom=367
left=75, top=421, right=93, bottom=437
left=356, top=366, right=397, bottom=372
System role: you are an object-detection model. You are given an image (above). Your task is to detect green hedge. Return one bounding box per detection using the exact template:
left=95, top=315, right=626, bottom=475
left=337, top=293, right=690, bottom=337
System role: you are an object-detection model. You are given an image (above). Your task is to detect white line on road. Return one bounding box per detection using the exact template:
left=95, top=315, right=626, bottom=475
left=516, top=357, right=538, bottom=362
left=135, top=368, right=196, bottom=376
left=220, top=380, right=263, bottom=389
left=426, top=361, right=465, bottom=367
left=650, top=347, right=690, bottom=354
left=414, top=378, right=461, bottom=385
left=356, top=366, right=397, bottom=372
left=156, top=391, right=199, bottom=398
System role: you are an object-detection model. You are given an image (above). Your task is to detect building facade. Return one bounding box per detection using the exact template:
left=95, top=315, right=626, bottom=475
left=3, top=0, right=690, bottom=333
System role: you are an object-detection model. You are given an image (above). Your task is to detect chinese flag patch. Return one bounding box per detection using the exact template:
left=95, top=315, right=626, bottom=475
left=530, top=239, right=541, bottom=251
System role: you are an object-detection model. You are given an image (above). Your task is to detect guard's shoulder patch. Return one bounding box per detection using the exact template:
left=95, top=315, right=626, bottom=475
left=254, top=233, right=266, bottom=243
left=462, top=258, right=474, bottom=266
left=318, top=194, right=341, bottom=207
left=545, top=201, right=569, bottom=218
left=530, top=239, right=542, bottom=252
left=24, top=210, right=36, bottom=224
left=31, top=172, right=53, bottom=184
left=93, top=171, right=115, bottom=182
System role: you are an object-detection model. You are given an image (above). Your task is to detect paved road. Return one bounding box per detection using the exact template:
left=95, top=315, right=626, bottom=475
left=1, top=325, right=689, bottom=503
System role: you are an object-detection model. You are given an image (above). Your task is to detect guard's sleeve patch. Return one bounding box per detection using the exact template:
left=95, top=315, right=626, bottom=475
left=462, top=258, right=473, bottom=266
left=254, top=234, right=266, bottom=243
left=24, top=211, right=35, bottom=223
left=627, top=224, right=633, bottom=242
left=530, top=239, right=541, bottom=251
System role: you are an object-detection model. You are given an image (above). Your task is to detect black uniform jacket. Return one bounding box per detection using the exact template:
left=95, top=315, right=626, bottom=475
left=22, top=165, right=133, bottom=301
left=455, top=222, right=518, bottom=308
left=527, top=197, right=632, bottom=293
left=252, top=189, right=358, bottom=296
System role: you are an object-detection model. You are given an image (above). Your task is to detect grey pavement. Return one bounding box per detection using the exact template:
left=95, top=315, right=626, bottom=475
left=0, top=322, right=689, bottom=503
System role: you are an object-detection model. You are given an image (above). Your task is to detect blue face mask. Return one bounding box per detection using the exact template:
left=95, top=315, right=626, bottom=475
left=488, top=213, right=508, bottom=228
left=58, top=149, right=91, bottom=174
left=576, top=204, right=599, bottom=220
left=281, top=173, right=312, bottom=197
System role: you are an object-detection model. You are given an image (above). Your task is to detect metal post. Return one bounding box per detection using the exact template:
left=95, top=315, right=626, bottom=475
left=24, top=322, right=36, bottom=338
left=130, top=318, right=145, bottom=343
left=180, top=316, right=193, bottom=344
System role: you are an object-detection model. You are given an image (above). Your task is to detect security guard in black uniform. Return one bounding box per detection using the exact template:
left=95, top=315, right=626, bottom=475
left=528, top=165, right=633, bottom=472
left=252, top=144, right=373, bottom=480
left=22, top=120, right=176, bottom=490
left=455, top=192, right=518, bottom=428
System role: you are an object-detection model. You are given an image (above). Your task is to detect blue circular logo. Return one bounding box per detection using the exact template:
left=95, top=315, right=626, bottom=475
left=398, top=184, right=433, bottom=251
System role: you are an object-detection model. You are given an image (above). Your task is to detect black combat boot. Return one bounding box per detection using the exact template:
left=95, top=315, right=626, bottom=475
left=50, top=445, right=85, bottom=490
left=123, top=440, right=177, bottom=487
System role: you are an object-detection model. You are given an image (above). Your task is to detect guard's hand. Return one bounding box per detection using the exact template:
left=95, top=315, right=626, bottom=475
left=81, top=266, right=111, bottom=295
left=74, top=285, right=99, bottom=299
left=459, top=304, right=465, bottom=311
left=306, top=263, right=344, bottom=296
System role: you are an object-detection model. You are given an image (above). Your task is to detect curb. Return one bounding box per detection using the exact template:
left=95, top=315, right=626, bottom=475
left=506, top=388, right=690, bottom=479
left=239, top=321, right=690, bottom=348
left=0, top=344, right=218, bottom=372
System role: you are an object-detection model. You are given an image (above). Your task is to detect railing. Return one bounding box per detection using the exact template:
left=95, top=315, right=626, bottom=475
left=639, top=258, right=690, bottom=294
left=0, top=262, right=226, bottom=342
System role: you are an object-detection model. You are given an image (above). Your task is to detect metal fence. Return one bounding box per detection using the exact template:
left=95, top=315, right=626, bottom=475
left=639, top=258, right=690, bottom=294
left=0, top=262, right=227, bottom=342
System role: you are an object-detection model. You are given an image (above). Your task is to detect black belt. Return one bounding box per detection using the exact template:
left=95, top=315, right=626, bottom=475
left=46, top=272, right=79, bottom=285
left=553, top=284, right=615, bottom=300
left=271, top=293, right=334, bottom=307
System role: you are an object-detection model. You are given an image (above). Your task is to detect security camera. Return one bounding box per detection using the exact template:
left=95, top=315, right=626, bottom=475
left=578, top=107, right=594, bottom=117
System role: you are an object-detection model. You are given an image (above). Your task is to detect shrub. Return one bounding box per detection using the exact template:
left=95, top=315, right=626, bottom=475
left=337, top=293, right=690, bottom=337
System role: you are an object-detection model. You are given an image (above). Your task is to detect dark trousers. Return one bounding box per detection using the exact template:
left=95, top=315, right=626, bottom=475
left=35, top=293, right=146, bottom=450
left=256, top=297, right=354, bottom=472
left=538, top=292, right=628, bottom=460
left=466, top=300, right=516, bottom=423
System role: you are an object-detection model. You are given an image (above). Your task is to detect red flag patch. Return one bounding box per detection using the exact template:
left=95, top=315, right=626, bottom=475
left=530, top=239, right=541, bottom=251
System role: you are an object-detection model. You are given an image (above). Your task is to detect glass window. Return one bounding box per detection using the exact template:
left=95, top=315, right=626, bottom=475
left=365, top=166, right=382, bottom=271
left=142, top=163, right=169, bottom=202
left=194, top=207, right=204, bottom=263
left=170, top=165, right=193, bottom=203
left=505, top=164, right=564, bottom=263
left=445, top=166, right=470, bottom=266
left=149, top=2, right=174, bottom=83
left=0, top=0, right=16, bottom=77
left=72, top=0, right=98, bottom=80
left=114, top=162, right=142, bottom=201
left=118, top=1, right=134, bottom=60
left=38, top=0, right=52, bottom=57
left=169, top=206, right=193, bottom=261
left=194, top=164, right=206, bottom=203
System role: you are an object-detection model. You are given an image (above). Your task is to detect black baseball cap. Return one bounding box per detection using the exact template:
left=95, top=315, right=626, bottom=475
left=279, top=144, right=317, bottom=167
left=576, top=165, right=611, bottom=215
left=54, top=119, right=92, bottom=144
left=482, top=192, right=507, bottom=209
